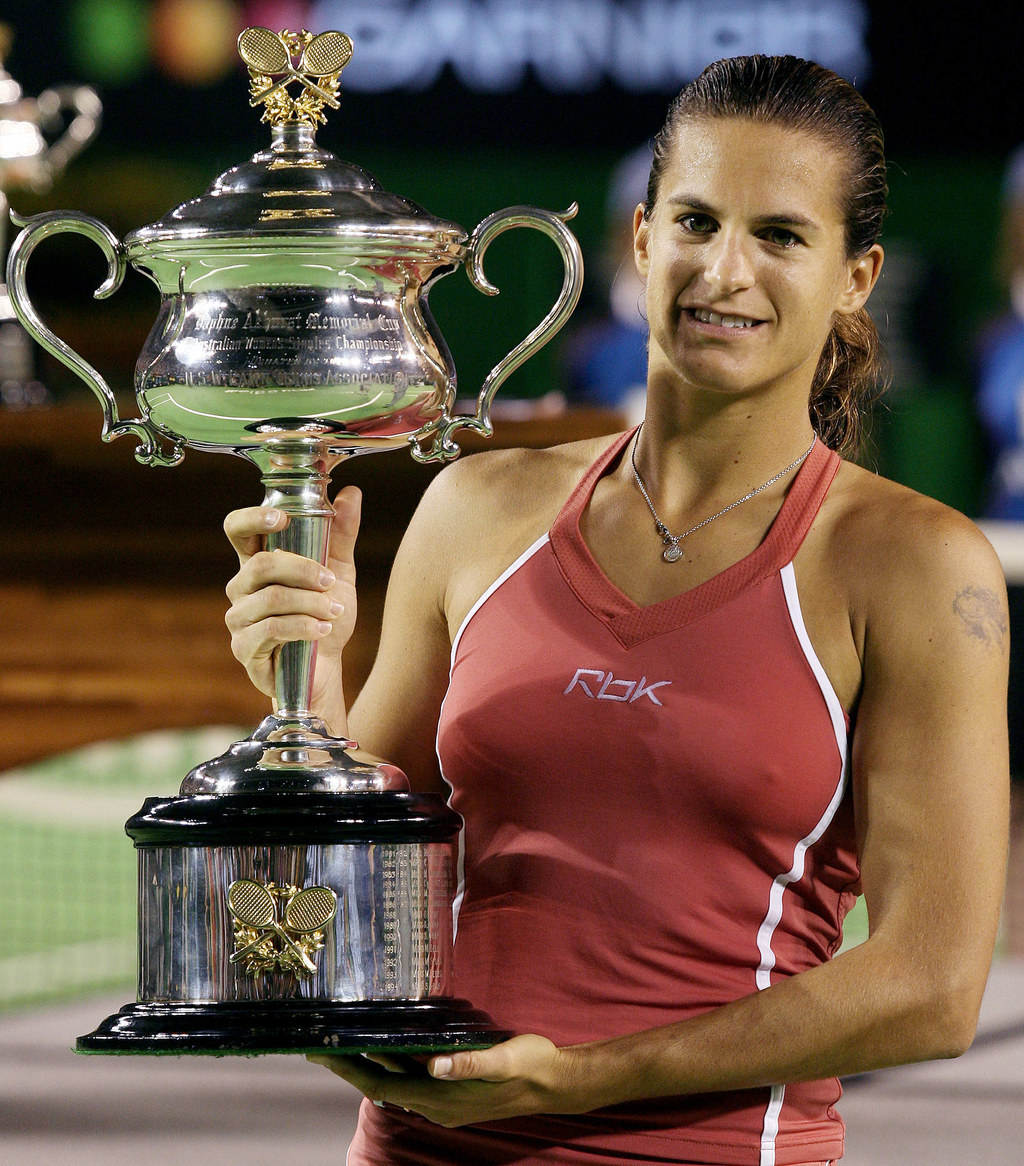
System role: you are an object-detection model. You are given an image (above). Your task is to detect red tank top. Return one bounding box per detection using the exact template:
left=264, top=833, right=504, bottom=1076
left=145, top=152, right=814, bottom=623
left=350, top=431, right=859, bottom=1166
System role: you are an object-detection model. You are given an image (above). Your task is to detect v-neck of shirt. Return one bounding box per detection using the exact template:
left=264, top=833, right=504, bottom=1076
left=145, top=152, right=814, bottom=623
left=548, top=428, right=841, bottom=648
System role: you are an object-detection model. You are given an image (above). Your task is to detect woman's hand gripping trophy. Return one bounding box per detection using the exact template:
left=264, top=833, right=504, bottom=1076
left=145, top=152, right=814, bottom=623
left=223, top=485, right=362, bottom=734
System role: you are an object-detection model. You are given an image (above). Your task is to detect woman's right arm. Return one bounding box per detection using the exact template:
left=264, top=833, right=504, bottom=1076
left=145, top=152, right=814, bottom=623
left=223, top=473, right=458, bottom=793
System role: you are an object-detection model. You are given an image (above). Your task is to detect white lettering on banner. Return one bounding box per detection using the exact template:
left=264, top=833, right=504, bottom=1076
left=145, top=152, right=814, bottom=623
left=310, top=0, right=870, bottom=94
left=563, top=669, right=671, bottom=705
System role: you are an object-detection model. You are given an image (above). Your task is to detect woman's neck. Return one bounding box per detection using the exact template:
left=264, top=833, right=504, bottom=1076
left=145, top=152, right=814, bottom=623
left=626, top=380, right=817, bottom=520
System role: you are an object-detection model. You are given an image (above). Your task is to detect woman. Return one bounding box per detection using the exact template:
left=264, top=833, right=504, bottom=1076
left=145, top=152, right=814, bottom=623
left=224, top=56, right=1009, bottom=1166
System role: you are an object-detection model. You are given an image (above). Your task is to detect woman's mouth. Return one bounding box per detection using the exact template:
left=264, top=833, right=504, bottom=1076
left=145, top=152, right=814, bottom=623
left=687, top=307, right=763, bottom=330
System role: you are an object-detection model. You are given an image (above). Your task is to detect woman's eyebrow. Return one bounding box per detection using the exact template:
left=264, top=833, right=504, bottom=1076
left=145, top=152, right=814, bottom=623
left=665, top=194, right=819, bottom=231
left=665, top=195, right=717, bottom=214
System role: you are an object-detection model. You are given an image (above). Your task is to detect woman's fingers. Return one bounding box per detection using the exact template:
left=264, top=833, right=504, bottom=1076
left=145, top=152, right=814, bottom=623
left=224, top=550, right=344, bottom=696
left=222, top=487, right=361, bottom=701
left=226, top=548, right=337, bottom=607
left=225, top=581, right=342, bottom=636
left=228, top=613, right=336, bottom=690
left=359, top=1052, right=418, bottom=1074
left=226, top=597, right=341, bottom=697
left=330, top=485, right=362, bottom=560
left=223, top=487, right=360, bottom=576
left=223, top=505, right=288, bottom=565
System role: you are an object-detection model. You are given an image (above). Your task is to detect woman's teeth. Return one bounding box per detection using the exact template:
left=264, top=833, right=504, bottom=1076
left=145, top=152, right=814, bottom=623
left=693, top=308, right=758, bottom=328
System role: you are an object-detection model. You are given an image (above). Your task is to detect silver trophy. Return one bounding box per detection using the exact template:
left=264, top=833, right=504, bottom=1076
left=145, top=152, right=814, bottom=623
left=6, top=27, right=583, bottom=1054
left=0, top=23, right=101, bottom=407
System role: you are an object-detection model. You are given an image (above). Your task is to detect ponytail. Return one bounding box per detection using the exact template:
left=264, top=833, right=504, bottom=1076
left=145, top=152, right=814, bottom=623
left=811, top=309, right=890, bottom=459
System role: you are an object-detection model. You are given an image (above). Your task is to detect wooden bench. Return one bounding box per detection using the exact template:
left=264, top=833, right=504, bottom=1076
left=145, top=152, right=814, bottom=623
left=0, top=403, right=622, bottom=771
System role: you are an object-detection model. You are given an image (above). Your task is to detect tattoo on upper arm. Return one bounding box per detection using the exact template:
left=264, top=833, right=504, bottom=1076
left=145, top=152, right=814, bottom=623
left=952, top=587, right=1008, bottom=650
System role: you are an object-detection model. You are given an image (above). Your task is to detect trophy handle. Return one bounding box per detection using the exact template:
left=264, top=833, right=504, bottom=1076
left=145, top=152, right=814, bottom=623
left=410, top=203, right=584, bottom=463
left=6, top=210, right=185, bottom=467
left=35, top=85, right=103, bottom=180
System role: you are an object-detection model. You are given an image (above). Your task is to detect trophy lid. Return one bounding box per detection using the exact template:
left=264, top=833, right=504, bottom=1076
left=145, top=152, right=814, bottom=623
left=126, top=27, right=464, bottom=252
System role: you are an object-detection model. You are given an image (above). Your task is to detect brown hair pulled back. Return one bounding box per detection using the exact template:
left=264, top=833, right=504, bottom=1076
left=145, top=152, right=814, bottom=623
left=645, top=55, right=888, bottom=458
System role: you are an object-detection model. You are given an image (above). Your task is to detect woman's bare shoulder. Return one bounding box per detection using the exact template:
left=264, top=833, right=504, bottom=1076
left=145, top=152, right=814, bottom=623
left=825, top=460, right=1007, bottom=633
left=417, top=432, right=627, bottom=539
left=392, top=432, right=626, bottom=630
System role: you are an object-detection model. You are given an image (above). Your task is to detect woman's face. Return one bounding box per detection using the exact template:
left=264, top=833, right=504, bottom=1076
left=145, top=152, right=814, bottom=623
left=633, top=116, right=882, bottom=405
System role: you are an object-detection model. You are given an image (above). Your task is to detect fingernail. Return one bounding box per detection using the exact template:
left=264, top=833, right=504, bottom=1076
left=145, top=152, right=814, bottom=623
left=316, top=621, right=333, bottom=635
left=328, top=600, right=344, bottom=617
left=319, top=568, right=336, bottom=588
left=431, top=1056, right=454, bottom=1078
left=264, top=509, right=282, bottom=527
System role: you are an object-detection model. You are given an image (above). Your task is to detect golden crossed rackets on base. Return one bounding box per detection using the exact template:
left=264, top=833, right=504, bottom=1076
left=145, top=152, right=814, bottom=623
left=227, top=878, right=338, bottom=977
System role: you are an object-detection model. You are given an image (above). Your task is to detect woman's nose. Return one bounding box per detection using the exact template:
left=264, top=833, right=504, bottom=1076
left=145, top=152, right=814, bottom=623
left=703, top=231, right=756, bottom=296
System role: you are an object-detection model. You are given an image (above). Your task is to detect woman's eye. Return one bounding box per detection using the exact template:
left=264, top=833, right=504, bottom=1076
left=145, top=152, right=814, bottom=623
left=680, top=213, right=715, bottom=235
left=763, top=226, right=800, bottom=248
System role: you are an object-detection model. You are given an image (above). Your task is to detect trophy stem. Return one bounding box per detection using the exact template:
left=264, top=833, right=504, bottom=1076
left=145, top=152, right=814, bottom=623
left=256, top=439, right=343, bottom=722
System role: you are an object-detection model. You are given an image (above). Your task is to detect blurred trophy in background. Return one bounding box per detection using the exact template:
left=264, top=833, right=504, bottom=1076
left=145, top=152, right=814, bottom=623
left=7, top=27, right=582, bottom=1055
left=0, top=23, right=101, bottom=408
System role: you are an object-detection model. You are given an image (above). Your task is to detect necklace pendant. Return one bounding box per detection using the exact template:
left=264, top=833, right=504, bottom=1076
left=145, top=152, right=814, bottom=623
left=631, top=425, right=816, bottom=570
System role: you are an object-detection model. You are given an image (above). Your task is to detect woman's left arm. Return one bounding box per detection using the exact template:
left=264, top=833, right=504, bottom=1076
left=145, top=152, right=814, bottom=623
left=312, top=509, right=1010, bottom=1127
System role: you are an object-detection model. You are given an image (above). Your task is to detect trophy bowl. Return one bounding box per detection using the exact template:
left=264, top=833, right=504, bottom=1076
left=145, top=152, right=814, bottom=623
left=6, top=27, right=583, bottom=1055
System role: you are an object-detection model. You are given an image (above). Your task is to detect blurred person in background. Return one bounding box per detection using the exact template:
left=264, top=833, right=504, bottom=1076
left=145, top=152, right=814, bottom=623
left=563, top=143, right=652, bottom=425
left=976, top=146, right=1024, bottom=960
left=977, top=145, right=1024, bottom=520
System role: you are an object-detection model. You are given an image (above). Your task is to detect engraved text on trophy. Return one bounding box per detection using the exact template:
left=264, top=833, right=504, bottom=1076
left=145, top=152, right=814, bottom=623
left=135, top=280, right=453, bottom=445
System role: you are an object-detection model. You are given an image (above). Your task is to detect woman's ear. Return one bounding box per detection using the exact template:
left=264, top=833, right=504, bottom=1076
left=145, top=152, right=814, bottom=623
left=633, top=203, right=650, bottom=280
left=838, top=243, right=884, bottom=315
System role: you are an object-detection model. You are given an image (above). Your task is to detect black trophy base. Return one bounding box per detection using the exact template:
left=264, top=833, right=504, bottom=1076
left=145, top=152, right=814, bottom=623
left=75, top=998, right=513, bottom=1056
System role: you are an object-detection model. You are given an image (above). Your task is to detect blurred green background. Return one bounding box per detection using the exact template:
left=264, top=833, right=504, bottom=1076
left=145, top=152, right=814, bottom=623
left=3, top=0, right=1021, bottom=516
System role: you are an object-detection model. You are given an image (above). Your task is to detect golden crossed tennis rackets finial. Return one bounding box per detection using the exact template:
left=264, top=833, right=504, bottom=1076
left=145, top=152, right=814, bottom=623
left=238, top=27, right=353, bottom=129
left=227, top=878, right=338, bottom=979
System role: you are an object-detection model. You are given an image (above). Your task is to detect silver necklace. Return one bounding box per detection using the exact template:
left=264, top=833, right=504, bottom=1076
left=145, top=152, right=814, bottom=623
left=630, top=427, right=816, bottom=563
